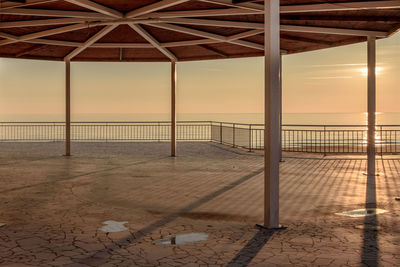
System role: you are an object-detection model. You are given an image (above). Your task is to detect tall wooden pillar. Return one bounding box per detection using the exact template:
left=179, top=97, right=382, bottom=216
left=367, top=36, right=376, bottom=176
left=264, top=0, right=280, bottom=228
left=65, top=60, right=71, bottom=157
left=171, top=61, right=177, bottom=157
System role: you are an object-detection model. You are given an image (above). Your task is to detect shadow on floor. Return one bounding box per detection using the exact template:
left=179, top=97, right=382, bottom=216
left=362, top=173, right=379, bottom=266
left=226, top=228, right=276, bottom=266
left=77, top=167, right=264, bottom=265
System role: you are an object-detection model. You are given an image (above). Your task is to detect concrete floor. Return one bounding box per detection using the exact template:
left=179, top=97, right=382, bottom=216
left=0, top=142, right=399, bottom=266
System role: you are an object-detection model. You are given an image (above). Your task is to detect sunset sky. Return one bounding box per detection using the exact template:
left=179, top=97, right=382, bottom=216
left=0, top=31, right=399, bottom=120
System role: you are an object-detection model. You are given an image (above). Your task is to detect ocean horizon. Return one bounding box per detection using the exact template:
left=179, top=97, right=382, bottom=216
left=0, top=112, right=399, bottom=125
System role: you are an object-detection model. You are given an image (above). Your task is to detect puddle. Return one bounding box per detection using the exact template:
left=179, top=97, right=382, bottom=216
left=100, top=221, right=128, bottom=233
left=154, top=233, right=208, bottom=246
left=335, top=208, right=388, bottom=218
left=0, top=223, right=5, bottom=227
left=395, top=197, right=400, bottom=201
left=355, top=224, right=381, bottom=231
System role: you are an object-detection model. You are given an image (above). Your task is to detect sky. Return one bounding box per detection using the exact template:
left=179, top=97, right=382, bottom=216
left=0, top=31, right=399, bottom=120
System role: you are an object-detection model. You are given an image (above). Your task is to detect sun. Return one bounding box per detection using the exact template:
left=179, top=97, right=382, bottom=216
left=361, top=67, right=382, bottom=76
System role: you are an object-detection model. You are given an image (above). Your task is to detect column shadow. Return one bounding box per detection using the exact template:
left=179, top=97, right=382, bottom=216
left=361, top=173, right=379, bottom=266
left=76, top=167, right=264, bottom=265
left=226, top=228, right=278, bottom=266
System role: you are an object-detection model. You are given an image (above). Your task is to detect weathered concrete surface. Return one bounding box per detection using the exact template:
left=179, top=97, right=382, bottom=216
left=0, top=142, right=399, bottom=266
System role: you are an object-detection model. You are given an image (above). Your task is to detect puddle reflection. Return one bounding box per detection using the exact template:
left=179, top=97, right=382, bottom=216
left=155, top=233, right=208, bottom=246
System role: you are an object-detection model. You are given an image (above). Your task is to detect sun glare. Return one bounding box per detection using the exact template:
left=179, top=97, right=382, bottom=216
left=360, top=67, right=382, bottom=76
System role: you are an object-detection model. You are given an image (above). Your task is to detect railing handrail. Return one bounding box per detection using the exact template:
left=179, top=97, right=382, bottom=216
left=0, top=121, right=399, bottom=128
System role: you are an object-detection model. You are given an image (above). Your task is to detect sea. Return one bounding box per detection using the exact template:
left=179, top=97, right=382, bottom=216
left=0, top=112, right=399, bottom=125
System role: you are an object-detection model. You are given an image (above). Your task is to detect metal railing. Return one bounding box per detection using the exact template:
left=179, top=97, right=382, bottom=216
left=0, top=121, right=399, bottom=154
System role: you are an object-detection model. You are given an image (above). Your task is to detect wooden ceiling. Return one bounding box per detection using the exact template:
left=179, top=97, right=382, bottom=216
left=0, top=0, right=399, bottom=62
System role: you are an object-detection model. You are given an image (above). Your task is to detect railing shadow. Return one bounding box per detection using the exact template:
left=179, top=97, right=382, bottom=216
left=361, top=173, right=379, bottom=266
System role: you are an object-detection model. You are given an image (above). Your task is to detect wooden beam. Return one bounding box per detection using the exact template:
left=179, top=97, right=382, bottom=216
left=0, top=7, right=109, bottom=19
left=281, top=1, right=400, bottom=13
left=160, top=18, right=264, bottom=29
left=64, top=0, right=123, bottom=18
left=65, top=60, right=71, bottom=157
left=227, top=29, right=263, bottom=40
left=0, top=22, right=102, bottom=47
left=126, top=0, right=191, bottom=18
left=15, top=44, right=44, bottom=57
left=0, top=32, right=19, bottom=40
left=200, top=0, right=263, bottom=11
left=0, top=18, right=90, bottom=28
left=367, top=36, right=376, bottom=176
left=281, top=14, right=400, bottom=22
left=148, top=23, right=264, bottom=50
left=0, top=0, right=58, bottom=10
left=171, top=61, right=177, bottom=157
left=264, top=0, right=280, bottom=229
left=139, top=8, right=262, bottom=19
left=199, top=44, right=228, bottom=57
left=64, top=25, right=118, bottom=61
left=280, top=25, right=388, bottom=37
left=128, top=24, right=177, bottom=61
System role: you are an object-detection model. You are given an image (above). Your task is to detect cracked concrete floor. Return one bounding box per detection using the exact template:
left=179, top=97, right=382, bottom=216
left=0, top=142, right=399, bottom=266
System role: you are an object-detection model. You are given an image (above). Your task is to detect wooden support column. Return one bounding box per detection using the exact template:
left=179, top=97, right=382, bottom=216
left=65, top=60, right=71, bottom=156
left=171, top=61, right=177, bottom=157
left=279, top=54, right=283, bottom=162
left=264, top=0, right=280, bottom=228
left=367, top=36, right=376, bottom=176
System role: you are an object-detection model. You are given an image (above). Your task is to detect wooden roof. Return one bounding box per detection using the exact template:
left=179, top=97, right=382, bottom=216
left=0, top=0, right=399, bottom=62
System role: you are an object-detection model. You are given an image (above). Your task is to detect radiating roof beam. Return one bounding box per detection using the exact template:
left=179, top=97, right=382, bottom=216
left=126, top=0, right=191, bottom=18
left=0, top=0, right=58, bottom=10
left=0, top=7, right=109, bottom=19
left=199, top=0, right=263, bottom=11
left=0, top=22, right=96, bottom=46
left=128, top=24, right=177, bottom=61
left=160, top=18, right=264, bottom=29
left=0, top=32, right=19, bottom=40
left=227, top=29, right=263, bottom=40
left=16, top=44, right=44, bottom=57
left=139, top=8, right=263, bottom=19
left=281, top=1, right=400, bottom=13
left=64, top=25, right=117, bottom=61
left=0, top=18, right=91, bottom=28
left=148, top=22, right=264, bottom=50
left=64, top=0, right=123, bottom=18
left=281, top=25, right=388, bottom=37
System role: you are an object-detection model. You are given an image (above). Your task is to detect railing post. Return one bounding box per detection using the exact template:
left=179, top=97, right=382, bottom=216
left=220, top=122, right=223, bottom=144
left=232, top=123, right=236, bottom=148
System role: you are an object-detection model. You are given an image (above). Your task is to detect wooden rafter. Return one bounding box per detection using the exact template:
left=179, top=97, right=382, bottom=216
left=64, top=24, right=118, bottom=61
left=126, top=0, right=191, bottom=18
left=128, top=24, right=177, bottom=61
left=0, top=22, right=97, bottom=46
left=64, top=0, right=123, bottom=18
left=148, top=23, right=264, bottom=50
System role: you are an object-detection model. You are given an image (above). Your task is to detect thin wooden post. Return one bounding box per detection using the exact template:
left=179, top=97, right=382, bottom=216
left=171, top=61, right=177, bottom=157
left=279, top=54, right=283, bottom=161
left=65, top=60, right=71, bottom=156
left=264, top=0, right=280, bottom=228
left=367, top=36, right=376, bottom=176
